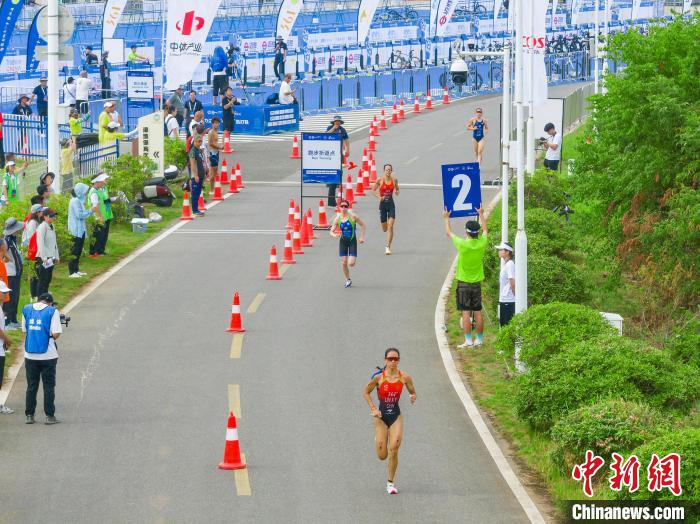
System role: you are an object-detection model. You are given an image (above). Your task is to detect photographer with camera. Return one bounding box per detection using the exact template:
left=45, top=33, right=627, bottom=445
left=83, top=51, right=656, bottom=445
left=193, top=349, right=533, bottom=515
left=274, top=36, right=288, bottom=81
left=22, top=292, right=63, bottom=425
left=542, top=122, right=562, bottom=171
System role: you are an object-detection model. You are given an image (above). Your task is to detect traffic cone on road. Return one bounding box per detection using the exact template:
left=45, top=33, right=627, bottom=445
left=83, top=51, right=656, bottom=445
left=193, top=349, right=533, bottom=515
left=368, top=133, right=377, bottom=152
left=180, top=191, right=193, bottom=221
left=371, top=116, right=379, bottom=136
left=355, top=171, right=365, bottom=196
left=235, top=163, right=245, bottom=189
left=218, top=412, right=246, bottom=470
left=292, top=219, right=304, bottom=255
left=306, top=209, right=317, bottom=239
left=363, top=166, right=370, bottom=190
left=225, top=292, right=245, bottom=333
left=198, top=192, right=205, bottom=211
left=220, top=160, right=229, bottom=185
left=282, top=231, right=295, bottom=264
left=286, top=199, right=295, bottom=230
left=425, top=93, right=433, bottom=109
left=223, top=131, right=233, bottom=154
left=228, top=169, right=239, bottom=193
left=293, top=205, right=302, bottom=231
left=413, top=95, right=421, bottom=113
left=300, top=214, right=312, bottom=248
left=290, top=135, right=301, bottom=159
left=399, top=99, right=406, bottom=120
left=391, top=104, right=399, bottom=123
left=442, top=86, right=450, bottom=104
left=213, top=175, right=224, bottom=201
left=370, top=156, right=378, bottom=184
left=380, top=109, right=388, bottom=130
left=345, top=175, right=355, bottom=205
left=317, top=200, right=330, bottom=229
left=361, top=148, right=368, bottom=172
left=266, top=245, right=282, bottom=280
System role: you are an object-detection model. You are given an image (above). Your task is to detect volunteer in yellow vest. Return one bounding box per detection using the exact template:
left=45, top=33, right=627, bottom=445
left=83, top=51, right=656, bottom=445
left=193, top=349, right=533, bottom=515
left=88, top=173, right=113, bottom=257
left=98, top=102, right=137, bottom=145
left=68, top=107, right=90, bottom=150
left=3, top=160, right=27, bottom=205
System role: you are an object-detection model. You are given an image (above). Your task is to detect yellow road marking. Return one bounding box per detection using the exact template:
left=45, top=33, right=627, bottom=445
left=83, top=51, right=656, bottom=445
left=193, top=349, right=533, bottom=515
left=230, top=334, right=244, bottom=359
left=234, top=453, right=251, bottom=496
left=246, top=293, right=266, bottom=314
left=279, top=264, right=290, bottom=276
left=228, top=384, right=241, bottom=418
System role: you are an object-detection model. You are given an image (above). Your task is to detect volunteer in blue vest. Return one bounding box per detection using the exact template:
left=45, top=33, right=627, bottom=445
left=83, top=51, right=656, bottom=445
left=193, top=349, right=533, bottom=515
left=88, top=173, right=113, bottom=257
left=22, top=291, right=62, bottom=425
left=210, top=46, right=229, bottom=106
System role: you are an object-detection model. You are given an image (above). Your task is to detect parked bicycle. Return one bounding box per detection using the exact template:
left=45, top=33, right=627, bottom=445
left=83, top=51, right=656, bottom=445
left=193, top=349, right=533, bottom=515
left=453, top=0, right=488, bottom=18
left=376, top=6, right=418, bottom=23
left=387, top=49, right=419, bottom=69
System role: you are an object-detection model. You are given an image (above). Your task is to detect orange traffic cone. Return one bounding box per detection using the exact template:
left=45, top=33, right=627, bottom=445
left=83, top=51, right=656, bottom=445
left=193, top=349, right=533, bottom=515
left=225, top=292, right=245, bottom=333
left=293, top=205, right=302, bottom=231
left=286, top=199, right=295, bottom=230
left=306, top=208, right=317, bottom=239
left=228, top=169, right=239, bottom=193
left=345, top=174, right=355, bottom=205
left=213, top=175, right=224, bottom=201
left=218, top=412, right=246, bottom=470
left=317, top=200, right=330, bottom=229
left=282, top=230, right=295, bottom=264
left=300, top=214, right=312, bottom=248
left=180, top=190, right=194, bottom=221
left=370, top=156, right=378, bottom=184
left=391, top=104, right=399, bottom=123
left=355, top=171, right=365, bottom=196
left=220, top=159, right=229, bottom=185
left=266, top=245, right=282, bottom=280
left=361, top=148, right=368, bottom=172
left=290, top=135, right=301, bottom=159
left=442, top=86, right=450, bottom=104
left=342, top=155, right=348, bottom=168
left=223, top=131, right=232, bottom=154
left=292, top=219, right=304, bottom=255
left=380, top=109, right=388, bottom=130
left=399, top=99, right=405, bottom=119
left=368, top=133, right=377, bottom=152
left=425, top=93, right=433, bottom=109
left=413, top=95, right=421, bottom=113
left=371, top=116, right=379, bottom=136
left=198, top=192, right=205, bottom=211
left=363, top=166, right=370, bottom=190
left=235, top=163, right=245, bottom=189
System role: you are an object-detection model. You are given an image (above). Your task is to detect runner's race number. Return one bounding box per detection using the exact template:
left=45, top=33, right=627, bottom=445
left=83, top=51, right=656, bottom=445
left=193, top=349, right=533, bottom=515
left=441, top=162, right=481, bottom=218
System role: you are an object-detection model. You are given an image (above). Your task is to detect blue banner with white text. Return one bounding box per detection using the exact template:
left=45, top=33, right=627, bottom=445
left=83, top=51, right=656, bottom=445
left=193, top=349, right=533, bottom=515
left=26, top=7, right=47, bottom=72
left=0, top=0, right=24, bottom=67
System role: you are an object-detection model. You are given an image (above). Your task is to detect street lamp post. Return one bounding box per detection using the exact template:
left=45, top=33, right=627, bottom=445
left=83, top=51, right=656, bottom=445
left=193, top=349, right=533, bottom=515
left=47, top=0, right=60, bottom=187
left=594, top=0, right=600, bottom=95
left=514, top=0, right=528, bottom=314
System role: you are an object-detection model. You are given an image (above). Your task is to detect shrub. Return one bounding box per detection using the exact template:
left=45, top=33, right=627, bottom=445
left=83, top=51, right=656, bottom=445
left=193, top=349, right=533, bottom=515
left=507, top=207, right=574, bottom=258
left=495, top=302, right=616, bottom=367
left=101, top=154, right=157, bottom=202
left=616, top=427, right=700, bottom=508
left=666, top=316, right=700, bottom=369
left=550, top=399, right=669, bottom=471
left=516, top=335, right=700, bottom=430
left=522, top=168, right=570, bottom=210
left=164, top=137, right=188, bottom=171
left=528, top=253, right=590, bottom=306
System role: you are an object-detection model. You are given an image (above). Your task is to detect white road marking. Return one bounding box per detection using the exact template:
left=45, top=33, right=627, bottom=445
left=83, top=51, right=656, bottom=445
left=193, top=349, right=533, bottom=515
left=175, top=229, right=286, bottom=235
left=428, top=142, right=444, bottom=151
left=405, top=156, right=419, bottom=165
left=453, top=130, right=465, bottom=137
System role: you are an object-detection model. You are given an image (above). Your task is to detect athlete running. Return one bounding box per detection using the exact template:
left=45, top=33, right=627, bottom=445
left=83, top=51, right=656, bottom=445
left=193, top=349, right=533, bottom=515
left=467, top=108, right=488, bottom=164
left=372, top=163, right=400, bottom=255
left=330, top=199, right=366, bottom=288
left=363, top=348, right=416, bottom=495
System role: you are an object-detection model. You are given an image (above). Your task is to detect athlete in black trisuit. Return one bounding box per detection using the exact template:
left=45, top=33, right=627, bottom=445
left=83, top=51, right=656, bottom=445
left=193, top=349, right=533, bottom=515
left=363, top=348, right=417, bottom=494
left=372, top=163, right=400, bottom=255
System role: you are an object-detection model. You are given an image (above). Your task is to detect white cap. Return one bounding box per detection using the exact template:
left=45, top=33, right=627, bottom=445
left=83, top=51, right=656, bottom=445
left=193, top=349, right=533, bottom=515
left=107, top=121, right=119, bottom=129
left=104, top=101, right=114, bottom=108
left=0, top=280, right=11, bottom=293
left=495, top=242, right=514, bottom=252
left=5, top=160, right=15, bottom=167
left=93, top=173, right=110, bottom=183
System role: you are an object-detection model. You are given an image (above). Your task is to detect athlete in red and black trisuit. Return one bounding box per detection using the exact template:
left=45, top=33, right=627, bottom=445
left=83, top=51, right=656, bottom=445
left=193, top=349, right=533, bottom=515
left=372, top=163, right=400, bottom=255
left=363, top=348, right=416, bottom=494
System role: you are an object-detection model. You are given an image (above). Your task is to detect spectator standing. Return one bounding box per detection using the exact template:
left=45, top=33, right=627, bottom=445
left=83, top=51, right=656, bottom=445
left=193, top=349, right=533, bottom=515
left=68, top=107, right=90, bottom=150
left=279, top=73, right=296, bottom=105
left=221, top=86, right=240, bottom=134
left=184, top=91, right=203, bottom=138
left=165, top=106, right=180, bottom=139
left=325, top=115, right=350, bottom=206
left=22, top=291, right=62, bottom=425
left=0, top=111, right=4, bottom=168
left=207, top=117, right=222, bottom=195
left=543, top=122, right=562, bottom=171
left=188, top=134, right=207, bottom=217
left=30, top=77, right=49, bottom=127
left=99, top=52, right=111, bottom=99
left=188, top=110, right=205, bottom=138
left=35, top=207, right=59, bottom=296
left=60, top=139, right=74, bottom=184
left=98, top=102, right=113, bottom=144
left=495, top=242, right=516, bottom=327
left=67, top=183, right=92, bottom=278
left=23, top=204, right=43, bottom=301
left=0, top=240, right=10, bottom=311
left=0, top=280, right=13, bottom=415
left=274, top=36, right=288, bottom=80
left=75, top=71, right=92, bottom=115
left=3, top=217, right=23, bottom=329
left=39, top=172, right=56, bottom=200
left=210, top=46, right=229, bottom=105
left=11, top=96, right=32, bottom=155
left=167, top=87, right=186, bottom=128
left=63, top=77, right=77, bottom=108
left=443, top=206, right=489, bottom=348
left=85, top=46, right=99, bottom=66
left=3, top=160, right=25, bottom=205
left=88, top=173, right=113, bottom=257
left=12, top=95, right=32, bottom=117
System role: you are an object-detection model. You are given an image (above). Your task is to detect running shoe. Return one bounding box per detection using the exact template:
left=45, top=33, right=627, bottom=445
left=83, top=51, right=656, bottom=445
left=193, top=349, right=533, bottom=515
left=4, top=322, right=19, bottom=330
left=385, top=246, right=391, bottom=255
left=0, top=405, right=14, bottom=414
left=195, top=211, right=206, bottom=217
left=69, top=273, right=82, bottom=278
left=474, top=336, right=483, bottom=347
left=344, top=279, right=352, bottom=288
left=77, top=272, right=87, bottom=276
left=386, top=482, right=398, bottom=495
left=457, top=339, right=474, bottom=349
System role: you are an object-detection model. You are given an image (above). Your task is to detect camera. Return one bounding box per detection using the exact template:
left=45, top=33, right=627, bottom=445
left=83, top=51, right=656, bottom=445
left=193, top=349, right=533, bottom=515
left=226, top=45, right=240, bottom=57
left=538, top=136, right=548, bottom=144
left=449, top=57, right=469, bottom=87
left=60, top=314, right=71, bottom=327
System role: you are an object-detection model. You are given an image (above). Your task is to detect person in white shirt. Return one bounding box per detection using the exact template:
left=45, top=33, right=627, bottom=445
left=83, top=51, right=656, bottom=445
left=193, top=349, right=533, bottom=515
left=543, top=122, right=562, bottom=171
left=21, top=291, right=63, bottom=424
left=75, top=71, right=93, bottom=115
left=63, top=77, right=77, bottom=107
left=188, top=111, right=204, bottom=137
left=496, top=241, right=516, bottom=327
left=278, top=73, right=296, bottom=105
left=165, top=106, right=180, bottom=139
left=0, top=279, right=14, bottom=414
left=35, top=207, right=59, bottom=296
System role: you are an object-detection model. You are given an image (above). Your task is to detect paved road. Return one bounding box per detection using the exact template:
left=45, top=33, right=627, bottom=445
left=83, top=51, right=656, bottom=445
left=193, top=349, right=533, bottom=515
left=0, top=83, right=583, bottom=523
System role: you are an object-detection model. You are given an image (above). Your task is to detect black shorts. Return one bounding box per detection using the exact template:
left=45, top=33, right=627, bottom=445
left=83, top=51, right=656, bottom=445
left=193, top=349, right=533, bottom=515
left=544, top=158, right=559, bottom=171
left=339, top=236, right=357, bottom=258
left=209, top=153, right=219, bottom=167
left=379, top=199, right=396, bottom=223
left=456, top=281, right=482, bottom=311
left=212, top=74, right=229, bottom=96
left=498, top=301, right=515, bottom=327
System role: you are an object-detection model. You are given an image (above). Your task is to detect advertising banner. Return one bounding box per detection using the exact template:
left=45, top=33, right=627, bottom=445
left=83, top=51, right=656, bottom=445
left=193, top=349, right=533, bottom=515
left=521, top=0, right=548, bottom=107
left=0, top=0, right=24, bottom=67
left=441, top=163, right=481, bottom=218
left=631, top=0, right=643, bottom=20
left=301, top=133, right=342, bottom=184
left=26, top=7, right=47, bottom=72
left=102, top=0, right=128, bottom=41
left=571, top=0, right=583, bottom=25
left=164, top=0, right=222, bottom=89
left=435, top=0, right=460, bottom=37
left=276, top=0, right=303, bottom=43
left=357, top=0, right=382, bottom=45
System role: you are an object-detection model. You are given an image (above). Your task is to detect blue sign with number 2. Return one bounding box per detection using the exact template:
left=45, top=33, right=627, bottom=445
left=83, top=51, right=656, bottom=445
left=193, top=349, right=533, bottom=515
left=441, top=162, right=482, bottom=218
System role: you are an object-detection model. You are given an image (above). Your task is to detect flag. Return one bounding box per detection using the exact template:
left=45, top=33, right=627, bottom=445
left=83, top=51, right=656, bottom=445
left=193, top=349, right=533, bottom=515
left=571, top=0, right=582, bottom=26
left=26, top=6, right=47, bottom=72
left=493, top=0, right=502, bottom=27
left=276, top=0, right=303, bottom=43
left=683, top=0, right=692, bottom=13
left=165, top=0, right=222, bottom=89
left=551, top=0, right=559, bottom=29
left=435, top=0, right=459, bottom=37
left=0, top=0, right=24, bottom=67
left=102, top=0, right=128, bottom=41
left=357, top=0, right=381, bottom=44
left=631, top=0, right=643, bottom=20
left=520, top=0, right=548, bottom=107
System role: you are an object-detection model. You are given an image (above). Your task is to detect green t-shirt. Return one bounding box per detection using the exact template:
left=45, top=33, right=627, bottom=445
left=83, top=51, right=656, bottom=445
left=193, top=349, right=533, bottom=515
left=452, top=233, right=488, bottom=283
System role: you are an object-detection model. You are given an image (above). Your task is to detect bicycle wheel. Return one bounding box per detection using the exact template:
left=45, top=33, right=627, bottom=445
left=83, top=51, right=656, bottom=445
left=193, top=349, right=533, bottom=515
left=474, top=3, right=488, bottom=16
left=406, top=8, right=418, bottom=20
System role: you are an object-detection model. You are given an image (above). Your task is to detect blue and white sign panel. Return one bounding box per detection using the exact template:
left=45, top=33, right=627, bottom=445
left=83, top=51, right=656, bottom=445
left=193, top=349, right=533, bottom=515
left=126, top=70, right=154, bottom=100
left=301, top=133, right=342, bottom=184
left=441, top=162, right=482, bottom=217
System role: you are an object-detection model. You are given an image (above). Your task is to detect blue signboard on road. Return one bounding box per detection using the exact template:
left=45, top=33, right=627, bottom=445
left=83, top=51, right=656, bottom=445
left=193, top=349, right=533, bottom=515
left=301, top=133, right=342, bottom=184
left=441, top=162, right=482, bottom=218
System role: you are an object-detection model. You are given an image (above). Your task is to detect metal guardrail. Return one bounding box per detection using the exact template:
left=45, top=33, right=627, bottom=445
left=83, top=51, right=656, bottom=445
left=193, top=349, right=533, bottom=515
left=75, top=141, right=120, bottom=181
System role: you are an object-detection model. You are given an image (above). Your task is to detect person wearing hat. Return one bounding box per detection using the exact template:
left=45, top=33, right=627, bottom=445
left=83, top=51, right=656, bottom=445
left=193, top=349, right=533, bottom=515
left=496, top=241, right=516, bottom=327
left=39, top=172, right=55, bottom=199
left=3, top=217, right=24, bottom=327
left=75, top=70, right=93, bottom=115
left=3, top=159, right=26, bottom=205
left=68, top=107, right=90, bottom=149
left=0, top=279, right=14, bottom=414
left=85, top=45, right=99, bottom=66
left=325, top=115, right=350, bottom=206
left=35, top=207, right=59, bottom=296
left=167, top=86, right=186, bottom=128
left=12, top=94, right=32, bottom=118
left=98, top=102, right=114, bottom=145
left=30, top=77, right=49, bottom=122
left=88, top=173, right=113, bottom=256
left=68, top=183, right=93, bottom=278
left=443, top=206, right=489, bottom=348
left=99, top=51, right=111, bottom=99
left=21, top=291, right=63, bottom=425
left=274, top=36, right=288, bottom=80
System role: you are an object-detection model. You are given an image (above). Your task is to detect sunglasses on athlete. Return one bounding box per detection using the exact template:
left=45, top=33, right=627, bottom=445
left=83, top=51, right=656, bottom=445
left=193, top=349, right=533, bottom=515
left=386, top=357, right=399, bottom=362
left=340, top=204, right=349, bottom=208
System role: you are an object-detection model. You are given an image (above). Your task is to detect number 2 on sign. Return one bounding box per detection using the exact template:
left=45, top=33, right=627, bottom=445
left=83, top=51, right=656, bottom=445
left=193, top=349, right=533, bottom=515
left=451, top=174, right=473, bottom=211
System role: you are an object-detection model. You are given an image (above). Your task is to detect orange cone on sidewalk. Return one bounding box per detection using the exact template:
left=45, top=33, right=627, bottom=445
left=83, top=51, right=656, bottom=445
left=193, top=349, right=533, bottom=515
left=266, top=245, right=282, bottom=280
left=290, top=135, right=301, bottom=159
left=220, top=159, right=229, bottom=185
left=368, top=133, right=377, bottom=152
left=213, top=175, right=224, bottom=201
left=282, top=231, right=295, bottom=264
left=413, top=95, right=421, bottom=113
left=442, top=86, right=450, bottom=104
left=286, top=199, right=295, bottom=230
left=223, top=131, right=232, bottom=154
left=399, top=99, right=405, bottom=119
left=391, top=104, right=399, bottom=123
left=363, top=165, right=371, bottom=190
left=180, top=191, right=194, bottom=221
left=306, top=208, right=317, bottom=239
left=380, top=109, right=388, bottom=130
left=300, top=214, right=312, bottom=248
left=425, top=93, right=433, bottom=109
left=317, top=200, right=330, bottom=229
left=292, top=219, right=304, bottom=255
left=235, top=163, right=245, bottom=189
left=218, top=412, right=246, bottom=470
left=225, top=292, right=245, bottom=333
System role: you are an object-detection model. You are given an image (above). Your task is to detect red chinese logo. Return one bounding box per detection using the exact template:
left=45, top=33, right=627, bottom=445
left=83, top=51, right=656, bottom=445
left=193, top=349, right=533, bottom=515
left=609, top=453, right=640, bottom=493
left=572, top=450, right=605, bottom=497
left=648, top=453, right=682, bottom=496
left=176, top=11, right=205, bottom=36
